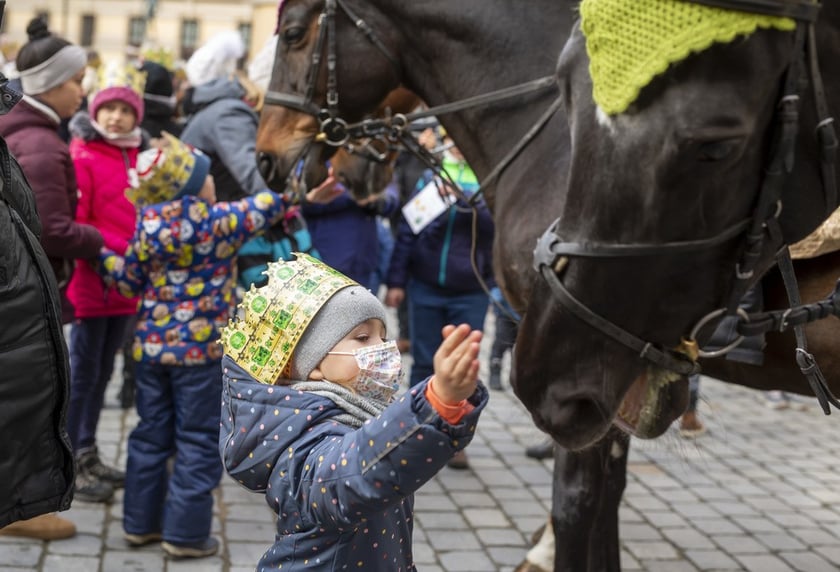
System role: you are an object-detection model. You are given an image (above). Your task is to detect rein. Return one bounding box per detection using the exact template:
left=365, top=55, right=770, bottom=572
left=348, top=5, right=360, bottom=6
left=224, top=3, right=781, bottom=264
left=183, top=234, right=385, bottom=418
left=534, top=0, right=840, bottom=412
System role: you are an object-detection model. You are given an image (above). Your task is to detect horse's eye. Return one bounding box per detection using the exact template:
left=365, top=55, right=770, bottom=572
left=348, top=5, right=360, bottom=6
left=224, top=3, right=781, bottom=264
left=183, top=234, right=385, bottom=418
left=282, top=26, right=307, bottom=46
left=696, top=138, right=742, bottom=162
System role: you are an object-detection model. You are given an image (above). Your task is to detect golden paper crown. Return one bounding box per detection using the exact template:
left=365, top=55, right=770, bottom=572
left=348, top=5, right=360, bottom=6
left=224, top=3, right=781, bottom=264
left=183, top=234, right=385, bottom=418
left=142, top=45, right=175, bottom=71
left=96, top=61, right=147, bottom=97
left=125, top=132, right=210, bottom=207
left=220, top=253, right=357, bottom=384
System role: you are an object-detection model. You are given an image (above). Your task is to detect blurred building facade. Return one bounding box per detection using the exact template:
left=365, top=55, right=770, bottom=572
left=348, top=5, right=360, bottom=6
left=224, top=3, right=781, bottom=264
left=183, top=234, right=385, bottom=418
left=1, top=0, right=278, bottom=67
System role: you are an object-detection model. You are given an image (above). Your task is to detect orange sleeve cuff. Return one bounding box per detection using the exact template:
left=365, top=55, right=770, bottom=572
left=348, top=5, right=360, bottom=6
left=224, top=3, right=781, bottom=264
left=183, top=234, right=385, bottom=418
left=425, top=377, right=475, bottom=425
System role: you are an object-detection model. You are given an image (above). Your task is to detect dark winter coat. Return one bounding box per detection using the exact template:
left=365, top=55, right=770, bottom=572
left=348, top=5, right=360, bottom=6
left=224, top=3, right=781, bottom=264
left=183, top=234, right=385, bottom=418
left=302, top=182, right=400, bottom=289
left=141, top=98, right=182, bottom=140
left=0, top=98, right=75, bottom=526
left=220, top=357, right=488, bottom=571
left=386, top=164, right=495, bottom=292
left=0, top=96, right=103, bottom=322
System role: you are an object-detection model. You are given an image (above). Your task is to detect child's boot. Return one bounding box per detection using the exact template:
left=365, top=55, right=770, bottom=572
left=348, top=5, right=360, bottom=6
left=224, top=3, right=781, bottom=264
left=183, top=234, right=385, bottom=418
left=488, top=358, right=503, bottom=391
left=77, top=447, right=126, bottom=488
left=162, top=537, right=220, bottom=558
left=74, top=454, right=115, bottom=503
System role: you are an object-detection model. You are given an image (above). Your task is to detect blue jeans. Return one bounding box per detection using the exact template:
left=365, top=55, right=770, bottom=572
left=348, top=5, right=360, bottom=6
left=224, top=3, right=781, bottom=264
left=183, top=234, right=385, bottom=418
left=123, top=361, right=223, bottom=544
left=68, top=315, right=133, bottom=453
left=407, top=280, right=489, bottom=387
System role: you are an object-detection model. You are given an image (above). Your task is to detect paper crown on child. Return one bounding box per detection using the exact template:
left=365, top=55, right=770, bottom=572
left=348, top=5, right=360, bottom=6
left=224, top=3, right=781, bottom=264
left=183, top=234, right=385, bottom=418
left=125, top=132, right=211, bottom=207
left=220, top=253, right=387, bottom=384
left=89, top=61, right=147, bottom=122
left=142, top=44, right=175, bottom=72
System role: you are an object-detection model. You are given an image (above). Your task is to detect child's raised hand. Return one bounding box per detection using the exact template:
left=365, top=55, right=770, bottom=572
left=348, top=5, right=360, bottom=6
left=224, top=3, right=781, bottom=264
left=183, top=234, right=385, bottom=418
left=430, top=324, right=483, bottom=404
left=305, top=168, right=344, bottom=204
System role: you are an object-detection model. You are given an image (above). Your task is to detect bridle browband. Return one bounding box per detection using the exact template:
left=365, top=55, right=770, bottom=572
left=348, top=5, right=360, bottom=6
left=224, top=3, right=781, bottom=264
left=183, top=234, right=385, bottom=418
left=534, top=0, right=840, bottom=412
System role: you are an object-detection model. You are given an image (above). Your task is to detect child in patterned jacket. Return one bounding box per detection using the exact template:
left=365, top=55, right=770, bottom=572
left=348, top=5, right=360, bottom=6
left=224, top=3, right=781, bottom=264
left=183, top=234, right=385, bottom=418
left=219, top=253, right=489, bottom=571
left=97, top=133, right=337, bottom=559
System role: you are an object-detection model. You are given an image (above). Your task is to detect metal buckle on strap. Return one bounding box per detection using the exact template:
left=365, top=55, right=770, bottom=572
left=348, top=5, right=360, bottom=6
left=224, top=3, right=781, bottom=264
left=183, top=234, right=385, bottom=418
left=688, top=307, right=751, bottom=358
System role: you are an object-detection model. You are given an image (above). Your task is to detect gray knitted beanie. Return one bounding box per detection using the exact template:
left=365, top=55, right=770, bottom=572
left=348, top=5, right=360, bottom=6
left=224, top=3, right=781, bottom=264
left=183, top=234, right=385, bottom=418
left=290, top=286, right=387, bottom=381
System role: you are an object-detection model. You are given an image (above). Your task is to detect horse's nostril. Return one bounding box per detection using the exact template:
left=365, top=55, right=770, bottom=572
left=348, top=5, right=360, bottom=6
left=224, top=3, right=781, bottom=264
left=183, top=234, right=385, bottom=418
left=257, top=152, right=277, bottom=183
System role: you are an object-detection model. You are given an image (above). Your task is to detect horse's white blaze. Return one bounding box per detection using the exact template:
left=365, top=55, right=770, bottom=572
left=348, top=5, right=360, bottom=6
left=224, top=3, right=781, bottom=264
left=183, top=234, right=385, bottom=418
left=525, top=518, right=555, bottom=572
left=595, top=107, right=616, bottom=134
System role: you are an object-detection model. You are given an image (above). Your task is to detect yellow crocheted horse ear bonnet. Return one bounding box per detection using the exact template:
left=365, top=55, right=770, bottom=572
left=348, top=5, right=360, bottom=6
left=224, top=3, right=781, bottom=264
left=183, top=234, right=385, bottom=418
left=579, top=0, right=796, bottom=115
left=220, top=253, right=358, bottom=384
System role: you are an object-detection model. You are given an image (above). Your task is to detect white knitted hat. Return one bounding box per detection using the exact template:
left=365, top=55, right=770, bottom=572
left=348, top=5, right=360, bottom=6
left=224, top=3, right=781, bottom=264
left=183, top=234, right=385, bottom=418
left=185, top=30, right=245, bottom=87
left=247, top=34, right=277, bottom=92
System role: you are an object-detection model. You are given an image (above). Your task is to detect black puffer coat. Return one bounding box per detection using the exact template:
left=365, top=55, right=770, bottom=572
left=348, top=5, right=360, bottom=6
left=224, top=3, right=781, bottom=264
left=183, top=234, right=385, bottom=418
left=0, top=84, right=74, bottom=526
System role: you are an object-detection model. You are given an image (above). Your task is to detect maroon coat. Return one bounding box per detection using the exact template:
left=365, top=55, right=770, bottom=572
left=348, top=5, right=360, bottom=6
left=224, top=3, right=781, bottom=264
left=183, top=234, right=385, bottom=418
left=0, top=98, right=102, bottom=322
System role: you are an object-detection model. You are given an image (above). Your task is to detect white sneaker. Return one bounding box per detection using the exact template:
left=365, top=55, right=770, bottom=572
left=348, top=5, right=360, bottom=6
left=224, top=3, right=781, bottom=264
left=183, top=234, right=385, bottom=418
left=764, top=391, right=790, bottom=410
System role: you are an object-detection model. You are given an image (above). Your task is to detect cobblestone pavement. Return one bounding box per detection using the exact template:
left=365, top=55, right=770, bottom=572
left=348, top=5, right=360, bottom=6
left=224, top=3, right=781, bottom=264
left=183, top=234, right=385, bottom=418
left=3, top=344, right=840, bottom=571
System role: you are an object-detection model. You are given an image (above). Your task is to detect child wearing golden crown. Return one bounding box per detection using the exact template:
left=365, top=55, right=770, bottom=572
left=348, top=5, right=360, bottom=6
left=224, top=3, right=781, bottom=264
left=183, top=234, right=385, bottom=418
left=92, top=132, right=342, bottom=559
left=64, top=60, right=149, bottom=504
left=219, top=253, right=489, bottom=571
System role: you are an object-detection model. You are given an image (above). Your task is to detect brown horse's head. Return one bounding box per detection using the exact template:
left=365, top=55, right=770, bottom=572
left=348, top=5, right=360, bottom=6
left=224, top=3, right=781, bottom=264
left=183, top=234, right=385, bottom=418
left=256, top=0, right=401, bottom=191
left=513, top=8, right=840, bottom=450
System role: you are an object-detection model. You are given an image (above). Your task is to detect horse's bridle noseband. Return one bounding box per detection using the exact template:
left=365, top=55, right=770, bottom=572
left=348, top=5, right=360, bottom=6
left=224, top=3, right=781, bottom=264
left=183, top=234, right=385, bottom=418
left=535, top=0, right=840, bottom=411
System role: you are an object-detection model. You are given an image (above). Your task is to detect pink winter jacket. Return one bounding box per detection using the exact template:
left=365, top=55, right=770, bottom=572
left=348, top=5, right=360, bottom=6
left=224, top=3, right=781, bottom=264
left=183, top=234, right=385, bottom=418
left=67, top=134, right=140, bottom=318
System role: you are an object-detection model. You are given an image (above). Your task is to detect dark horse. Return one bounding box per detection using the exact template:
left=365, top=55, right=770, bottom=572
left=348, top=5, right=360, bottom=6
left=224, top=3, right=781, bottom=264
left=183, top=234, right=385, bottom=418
left=255, top=1, right=840, bottom=570
left=520, top=0, right=840, bottom=450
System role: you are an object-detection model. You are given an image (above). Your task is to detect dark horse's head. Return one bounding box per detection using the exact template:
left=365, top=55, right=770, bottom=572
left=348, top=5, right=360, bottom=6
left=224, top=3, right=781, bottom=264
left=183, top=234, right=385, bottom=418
left=514, top=4, right=840, bottom=448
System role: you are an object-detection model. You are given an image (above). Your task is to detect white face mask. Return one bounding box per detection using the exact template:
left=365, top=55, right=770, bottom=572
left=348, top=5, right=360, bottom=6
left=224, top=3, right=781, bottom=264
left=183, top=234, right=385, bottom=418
left=328, top=340, right=403, bottom=403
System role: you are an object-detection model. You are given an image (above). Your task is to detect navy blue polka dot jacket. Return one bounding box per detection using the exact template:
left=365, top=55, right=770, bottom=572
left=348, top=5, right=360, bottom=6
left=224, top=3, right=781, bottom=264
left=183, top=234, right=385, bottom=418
left=219, top=355, right=489, bottom=571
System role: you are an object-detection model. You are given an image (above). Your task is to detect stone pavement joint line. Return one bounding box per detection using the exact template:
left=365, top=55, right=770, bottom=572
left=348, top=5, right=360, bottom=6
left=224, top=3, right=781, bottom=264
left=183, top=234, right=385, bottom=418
left=3, top=316, right=840, bottom=571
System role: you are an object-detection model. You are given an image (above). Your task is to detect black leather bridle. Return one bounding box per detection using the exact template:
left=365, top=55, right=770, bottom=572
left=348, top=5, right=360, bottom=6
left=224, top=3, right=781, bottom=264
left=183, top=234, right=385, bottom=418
left=534, top=0, right=840, bottom=412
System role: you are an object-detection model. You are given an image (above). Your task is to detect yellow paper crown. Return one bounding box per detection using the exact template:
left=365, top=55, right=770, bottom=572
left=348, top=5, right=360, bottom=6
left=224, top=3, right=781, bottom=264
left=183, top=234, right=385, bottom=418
left=220, top=253, right=357, bottom=384
left=95, top=61, right=147, bottom=98
left=125, top=132, right=210, bottom=207
left=580, top=0, right=795, bottom=115
left=142, top=45, right=175, bottom=71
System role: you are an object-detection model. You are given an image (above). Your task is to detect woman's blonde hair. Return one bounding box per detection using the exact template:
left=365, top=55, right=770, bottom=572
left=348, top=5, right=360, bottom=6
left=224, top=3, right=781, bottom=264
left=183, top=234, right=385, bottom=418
left=236, top=70, right=264, bottom=113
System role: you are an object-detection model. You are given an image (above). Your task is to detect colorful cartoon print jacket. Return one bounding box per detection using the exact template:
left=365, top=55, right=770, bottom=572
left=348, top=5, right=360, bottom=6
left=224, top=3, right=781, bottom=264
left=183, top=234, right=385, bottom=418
left=219, top=356, right=488, bottom=571
left=100, top=191, right=286, bottom=365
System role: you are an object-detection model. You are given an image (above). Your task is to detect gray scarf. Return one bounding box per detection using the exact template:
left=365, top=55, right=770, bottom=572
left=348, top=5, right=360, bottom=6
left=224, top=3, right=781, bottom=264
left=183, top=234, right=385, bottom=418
left=290, top=381, right=388, bottom=428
